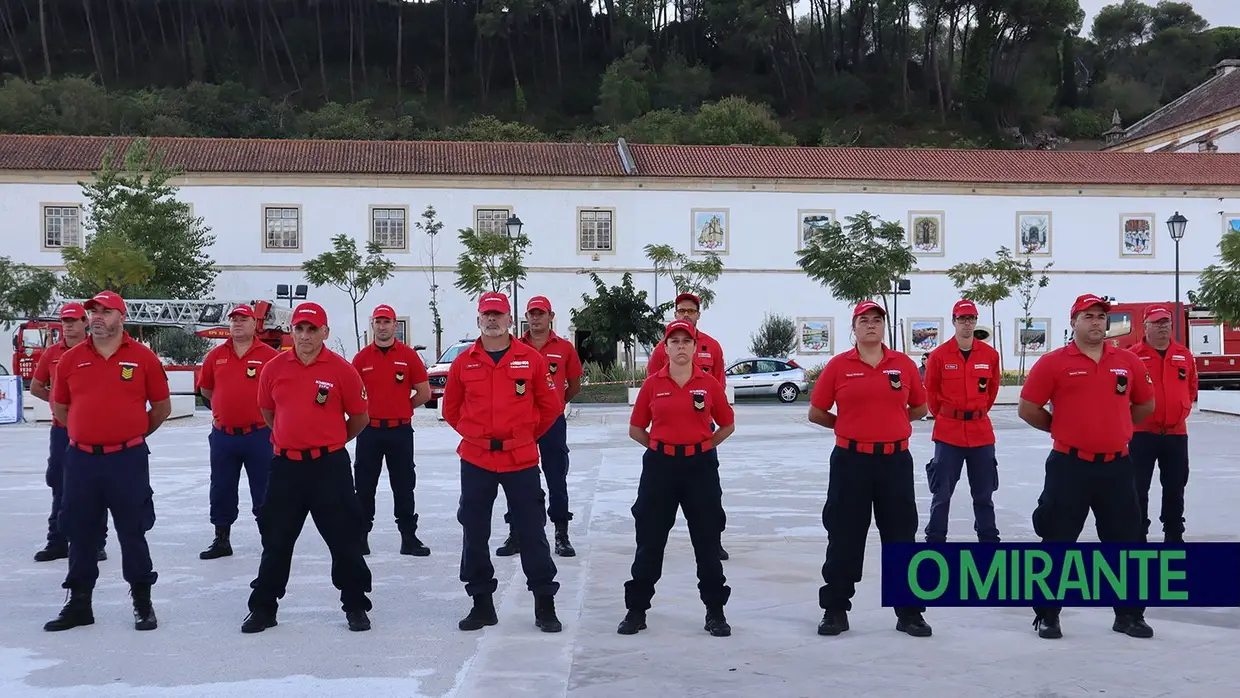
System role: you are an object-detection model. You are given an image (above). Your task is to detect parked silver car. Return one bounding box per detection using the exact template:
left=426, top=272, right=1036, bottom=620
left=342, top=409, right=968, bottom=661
left=724, top=357, right=809, bottom=403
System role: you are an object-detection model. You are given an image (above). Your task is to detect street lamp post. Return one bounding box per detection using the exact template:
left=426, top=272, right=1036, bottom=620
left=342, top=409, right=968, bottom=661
left=276, top=283, right=308, bottom=308
left=505, top=215, right=524, bottom=328
left=1167, top=212, right=1188, bottom=343
left=892, top=278, right=911, bottom=350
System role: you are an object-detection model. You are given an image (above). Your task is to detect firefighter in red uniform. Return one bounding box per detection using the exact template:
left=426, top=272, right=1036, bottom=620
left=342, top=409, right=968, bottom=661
left=1018, top=294, right=1155, bottom=640
left=444, top=292, right=564, bottom=634
left=352, top=304, right=432, bottom=557
left=1127, top=305, right=1197, bottom=543
left=645, top=292, right=730, bottom=560
left=30, top=302, right=108, bottom=563
left=922, top=299, right=1002, bottom=543
left=241, top=302, right=373, bottom=634
left=44, top=291, right=171, bottom=632
left=619, top=319, right=736, bottom=638
left=808, top=301, right=932, bottom=638
left=495, top=296, right=583, bottom=558
left=196, top=304, right=281, bottom=560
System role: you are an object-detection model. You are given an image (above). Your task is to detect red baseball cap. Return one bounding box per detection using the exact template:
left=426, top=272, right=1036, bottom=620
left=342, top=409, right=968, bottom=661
left=675, top=292, right=701, bottom=309
left=59, top=303, right=86, bottom=320
left=228, top=304, right=255, bottom=319
left=952, top=299, right=979, bottom=317
left=526, top=296, right=552, bottom=313
left=84, top=290, right=125, bottom=314
left=478, top=292, right=511, bottom=314
left=664, top=319, right=696, bottom=341
left=1144, top=305, right=1172, bottom=322
left=291, top=302, right=327, bottom=328
left=1071, top=294, right=1111, bottom=317
left=852, top=300, right=886, bottom=318
left=372, top=304, right=396, bottom=320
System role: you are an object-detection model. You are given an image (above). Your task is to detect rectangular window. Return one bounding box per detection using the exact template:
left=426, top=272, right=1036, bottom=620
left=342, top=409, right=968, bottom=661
left=475, top=207, right=511, bottom=236
left=264, top=206, right=301, bottom=250
left=396, top=319, right=409, bottom=345
left=371, top=207, right=407, bottom=250
left=43, top=205, right=82, bottom=248
left=578, top=209, right=614, bottom=252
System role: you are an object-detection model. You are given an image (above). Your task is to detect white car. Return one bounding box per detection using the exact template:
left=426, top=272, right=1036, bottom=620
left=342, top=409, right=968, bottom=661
left=725, top=357, right=810, bottom=403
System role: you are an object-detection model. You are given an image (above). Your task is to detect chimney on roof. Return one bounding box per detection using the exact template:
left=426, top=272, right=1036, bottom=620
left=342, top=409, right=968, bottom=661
left=616, top=137, right=638, bottom=176
left=1217, top=59, right=1240, bottom=77
left=1103, top=109, right=1125, bottom=146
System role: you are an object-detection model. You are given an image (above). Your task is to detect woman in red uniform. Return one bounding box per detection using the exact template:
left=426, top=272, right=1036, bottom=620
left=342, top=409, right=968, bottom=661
left=808, top=301, right=932, bottom=638
left=619, top=319, right=736, bottom=637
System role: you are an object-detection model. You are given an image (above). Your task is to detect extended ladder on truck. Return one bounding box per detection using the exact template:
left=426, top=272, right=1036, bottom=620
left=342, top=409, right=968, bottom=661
left=33, top=299, right=294, bottom=333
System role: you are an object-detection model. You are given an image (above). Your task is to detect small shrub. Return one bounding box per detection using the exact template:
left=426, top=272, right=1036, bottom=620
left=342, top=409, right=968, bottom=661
left=748, top=312, right=797, bottom=358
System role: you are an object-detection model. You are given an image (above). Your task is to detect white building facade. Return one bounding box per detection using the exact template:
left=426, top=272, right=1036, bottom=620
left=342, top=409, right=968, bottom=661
left=3, top=135, right=1240, bottom=375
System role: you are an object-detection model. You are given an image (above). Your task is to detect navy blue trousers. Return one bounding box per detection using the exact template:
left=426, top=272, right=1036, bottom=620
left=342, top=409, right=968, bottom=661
left=503, top=415, right=572, bottom=526
left=459, top=459, right=559, bottom=597
left=354, top=423, right=419, bottom=535
left=60, top=444, right=157, bottom=591
left=248, top=450, right=372, bottom=614
left=207, top=426, right=272, bottom=527
left=45, top=425, right=109, bottom=548
left=1129, top=432, right=1190, bottom=541
left=923, top=441, right=1000, bottom=543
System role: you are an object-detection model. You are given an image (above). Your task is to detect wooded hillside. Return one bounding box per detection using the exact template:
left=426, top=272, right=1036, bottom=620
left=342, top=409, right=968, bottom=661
left=0, top=0, right=1237, bottom=147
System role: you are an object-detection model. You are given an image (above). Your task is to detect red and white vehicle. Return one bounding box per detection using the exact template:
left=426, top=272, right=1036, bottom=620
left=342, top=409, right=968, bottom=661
left=425, top=338, right=476, bottom=409
left=1105, top=301, right=1240, bottom=389
left=11, top=298, right=295, bottom=388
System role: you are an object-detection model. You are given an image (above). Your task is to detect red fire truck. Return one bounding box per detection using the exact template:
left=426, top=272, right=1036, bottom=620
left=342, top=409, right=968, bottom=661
left=1104, top=301, right=1240, bottom=389
left=10, top=298, right=294, bottom=388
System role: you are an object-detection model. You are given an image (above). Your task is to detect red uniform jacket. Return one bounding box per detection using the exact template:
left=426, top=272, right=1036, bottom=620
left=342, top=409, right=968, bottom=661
left=646, top=328, right=725, bottom=385
left=1130, top=340, right=1197, bottom=436
left=443, top=337, right=562, bottom=472
left=923, top=338, right=1001, bottom=447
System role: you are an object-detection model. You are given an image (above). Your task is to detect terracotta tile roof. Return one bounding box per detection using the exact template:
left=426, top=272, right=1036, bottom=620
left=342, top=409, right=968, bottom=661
left=2, top=133, right=1240, bottom=186
left=0, top=134, right=626, bottom=177
left=1119, top=63, right=1240, bottom=144
left=625, top=143, right=1240, bottom=185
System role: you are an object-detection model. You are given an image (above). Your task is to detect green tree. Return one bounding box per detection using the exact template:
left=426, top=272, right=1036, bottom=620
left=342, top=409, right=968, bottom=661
left=1015, top=258, right=1054, bottom=382
left=302, top=234, right=397, bottom=354
left=0, top=257, right=59, bottom=327
left=416, top=205, right=446, bottom=357
left=153, top=328, right=213, bottom=365
left=60, top=138, right=217, bottom=300
left=643, top=244, right=724, bottom=313
left=749, top=312, right=797, bottom=358
left=453, top=226, right=532, bottom=297
left=946, top=246, right=1029, bottom=368
left=796, top=211, right=917, bottom=346
left=569, top=272, right=664, bottom=374
left=1191, top=226, right=1240, bottom=326
left=596, top=46, right=652, bottom=126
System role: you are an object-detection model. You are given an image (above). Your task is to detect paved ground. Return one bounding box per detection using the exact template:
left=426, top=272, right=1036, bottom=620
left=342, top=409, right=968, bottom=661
left=1, top=404, right=1238, bottom=697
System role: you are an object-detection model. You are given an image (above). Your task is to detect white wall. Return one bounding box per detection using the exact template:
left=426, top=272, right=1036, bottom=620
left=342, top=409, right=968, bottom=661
left=1139, top=116, right=1240, bottom=153
left=2, top=177, right=1235, bottom=373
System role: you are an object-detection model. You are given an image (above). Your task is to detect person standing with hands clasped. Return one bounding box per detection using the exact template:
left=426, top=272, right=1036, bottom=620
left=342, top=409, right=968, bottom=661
left=922, top=299, right=1002, bottom=543
left=618, top=319, right=736, bottom=638
left=29, top=302, right=108, bottom=564
left=1128, top=305, right=1197, bottom=543
left=196, top=304, right=280, bottom=560
left=444, top=292, right=565, bottom=634
left=241, top=302, right=374, bottom=634
left=44, top=291, right=171, bottom=632
left=1018, top=294, right=1154, bottom=640
left=807, top=301, right=932, bottom=638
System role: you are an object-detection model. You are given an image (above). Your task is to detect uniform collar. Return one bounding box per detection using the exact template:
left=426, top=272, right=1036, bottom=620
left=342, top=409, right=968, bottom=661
left=469, top=335, right=523, bottom=365
left=842, top=344, right=896, bottom=364
left=368, top=339, right=403, bottom=353
left=520, top=330, right=561, bottom=347
left=290, top=346, right=332, bottom=365
left=1138, top=339, right=1177, bottom=354
left=1065, top=340, right=1117, bottom=358
left=225, top=337, right=262, bottom=357
left=84, top=331, right=133, bottom=356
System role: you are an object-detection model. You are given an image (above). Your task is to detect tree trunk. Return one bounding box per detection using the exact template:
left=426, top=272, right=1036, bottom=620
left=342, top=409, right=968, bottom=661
left=38, top=0, right=50, bottom=78
left=549, top=3, right=563, bottom=93
left=316, top=1, right=329, bottom=100
left=105, top=0, right=120, bottom=82
left=396, top=7, right=403, bottom=107
left=443, top=0, right=451, bottom=105
left=348, top=3, right=355, bottom=100
left=82, top=0, right=106, bottom=86
left=0, top=3, right=29, bottom=80
left=268, top=2, right=302, bottom=91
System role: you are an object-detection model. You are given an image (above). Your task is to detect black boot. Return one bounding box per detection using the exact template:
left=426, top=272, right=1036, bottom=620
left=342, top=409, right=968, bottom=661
left=895, top=612, right=932, bottom=637
left=553, top=522, right=575, bottom=557
left=346, top=610, right=371, bottom=631
left=495, top=528, right=519, bottom=557
left=1033, top=612, right=1062, bottom=639
left=130, top=584, right=158, bottom=631
left=400, top=532, right=430, bottom=556
left=241, top=608, right=278, bottom=633
left=44, top=589, right=95, bottom=631
left=534, top=594, right=562, bottom=633
left=1113, top=612, right=1154, bottom=638
left=704, top=607, right=731, bottom=637
left=617, top=610, right=647, bottom=635
left=199, top=526, right=232, bottom=560
left=458, top=593, right=498, bottom=631
left=34, top=541, right=69, bottom=562
left=817, top=610, right=849, bottom=636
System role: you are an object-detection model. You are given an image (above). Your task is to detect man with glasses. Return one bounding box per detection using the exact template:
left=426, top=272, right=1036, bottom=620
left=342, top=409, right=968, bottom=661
left=1128, top=305, right=1197, bottom=543
left=644, top=292, right=730, bottom=560
left=921, top=299, right=1002, bottom=543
